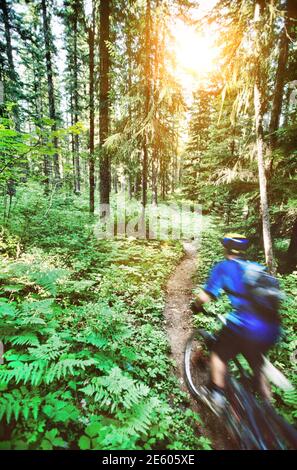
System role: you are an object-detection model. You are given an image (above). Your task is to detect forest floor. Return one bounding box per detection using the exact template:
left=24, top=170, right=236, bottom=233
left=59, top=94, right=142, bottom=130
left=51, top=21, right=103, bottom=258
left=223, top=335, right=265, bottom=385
left=164, top=241, right=234, bottom=450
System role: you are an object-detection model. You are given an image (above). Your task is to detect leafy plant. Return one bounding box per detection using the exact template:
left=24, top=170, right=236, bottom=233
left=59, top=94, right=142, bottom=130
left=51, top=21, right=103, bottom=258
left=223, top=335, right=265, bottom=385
left=0, top=197, right=206, bottom=449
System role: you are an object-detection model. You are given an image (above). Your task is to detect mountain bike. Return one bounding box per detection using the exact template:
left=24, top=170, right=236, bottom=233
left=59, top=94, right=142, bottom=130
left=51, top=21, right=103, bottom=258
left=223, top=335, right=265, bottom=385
left=184, top=316, right=297, bottom=450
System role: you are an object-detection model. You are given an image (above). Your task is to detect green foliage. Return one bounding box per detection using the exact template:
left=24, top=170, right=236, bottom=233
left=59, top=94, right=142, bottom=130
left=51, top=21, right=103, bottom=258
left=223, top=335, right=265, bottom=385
left=0, top=228, right=22, bottom=258
left=78, top=368, right=176, bottom=450
left=40, top=429, right=67, bottom=450
left=0, top=192, right=205, bottom=450
left=0, top=388, right=42, bottom=423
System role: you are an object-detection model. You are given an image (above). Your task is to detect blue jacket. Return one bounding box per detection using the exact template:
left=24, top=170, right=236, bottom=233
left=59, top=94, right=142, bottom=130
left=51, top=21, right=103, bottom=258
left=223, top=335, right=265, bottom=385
left=204, top=259, right=280, bottom=343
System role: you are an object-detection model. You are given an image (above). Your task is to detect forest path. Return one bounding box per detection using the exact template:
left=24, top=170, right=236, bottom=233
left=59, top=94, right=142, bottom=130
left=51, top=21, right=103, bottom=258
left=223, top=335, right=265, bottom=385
left=164, top=241, right=233, bottom=450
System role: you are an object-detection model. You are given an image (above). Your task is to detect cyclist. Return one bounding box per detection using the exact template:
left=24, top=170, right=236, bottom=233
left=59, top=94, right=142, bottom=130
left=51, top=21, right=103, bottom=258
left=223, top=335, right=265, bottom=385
left=191, top=233, right=281, bottom=413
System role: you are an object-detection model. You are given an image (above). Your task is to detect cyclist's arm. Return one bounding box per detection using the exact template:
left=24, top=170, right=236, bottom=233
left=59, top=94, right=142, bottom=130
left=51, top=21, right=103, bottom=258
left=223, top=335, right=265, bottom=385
left=191, top=290, right=212, bottom=313
left=191, top=262, right=224, bottom=313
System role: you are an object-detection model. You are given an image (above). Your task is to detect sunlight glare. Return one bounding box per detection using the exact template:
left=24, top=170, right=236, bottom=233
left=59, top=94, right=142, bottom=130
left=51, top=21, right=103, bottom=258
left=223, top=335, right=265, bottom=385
left=169, top=20, right=219, bottom=102
left=173, top=21, right=217, bottom=77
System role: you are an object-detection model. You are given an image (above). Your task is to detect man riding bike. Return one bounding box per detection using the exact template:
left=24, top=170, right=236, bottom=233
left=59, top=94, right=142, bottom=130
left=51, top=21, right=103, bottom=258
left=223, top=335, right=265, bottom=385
left=191, top=233, right=281, bottom=413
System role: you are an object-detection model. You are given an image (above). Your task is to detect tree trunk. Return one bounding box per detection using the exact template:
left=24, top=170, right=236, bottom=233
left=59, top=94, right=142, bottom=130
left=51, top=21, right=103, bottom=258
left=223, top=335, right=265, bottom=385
left=1, top=0, right=20, bottom=197
left=0, top=0, right=20, bottom=129
left=172, top=134, right=179, bottom=194
left=128, top=174, right=133, bottom=199
left=142, top=0, right=151, bottom=208
left=88, top=4, right=95, bottom=214
left=253, top=1, right=275, bottom=273
left=152, top=151, right=158, bottom=205
left=114, top=173, right=118, bottom=194
left=151, top=2, right=159, bottom=206
left=126, top=26, right=136, bottom=198
left=286, top=218, right=297, bottom=271
left=134, top=172, right=141, bottom=199
left=269, top=1, right=290, bottom=154
left=70, top=92, right=76, bottom=190
left=73, top=9, right=80, bottom=194
left=269, top=34, right=289, bottom=147
left=41, top=0, right=61, bottom=184
left=99, top=0, right=110, bottom=205
left=162, top=171, right=166, bottom=200
left=254, top=82, right=274, bottom=272
left=142, top=144, right=148, bottom=207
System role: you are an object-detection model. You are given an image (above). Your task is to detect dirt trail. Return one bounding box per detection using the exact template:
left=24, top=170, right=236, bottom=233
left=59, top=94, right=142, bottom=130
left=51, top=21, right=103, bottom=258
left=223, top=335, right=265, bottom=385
left=164, top=241, right=232, bottom=450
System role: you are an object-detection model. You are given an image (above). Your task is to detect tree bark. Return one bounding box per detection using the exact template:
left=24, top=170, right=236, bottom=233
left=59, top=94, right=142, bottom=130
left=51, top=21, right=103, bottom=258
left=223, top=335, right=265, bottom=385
left=152, top=152, right=158, bottom=205
left=0, top=0, right=20, bottom=130
left=269, top=1, right=290, bottom=152
left=151, top=3, right=160, bottom=205
left=126, top=25, right=136, bottom=200
left=286, top=218, right=297, bottom=271
left=73, top=3, right=80, bottom=194
left=99, top=0, right=110, bottom=205
left=41, top=0, right=61, bottom=184
left=128, top=174, right=133, bottom=199
left=142, top=0, right=151, bottom=208
left=254, top=80, right=275, bottom=272
left=134, top=171, right=141, bottom=199
left=253, top=1, right=275, bottom=273
left=88, top=3, right=95, bottom=214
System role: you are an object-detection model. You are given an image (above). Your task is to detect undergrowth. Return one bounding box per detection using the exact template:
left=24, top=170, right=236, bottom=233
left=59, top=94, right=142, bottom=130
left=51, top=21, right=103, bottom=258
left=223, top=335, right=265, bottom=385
left=0, top=188, right=211, bottom=450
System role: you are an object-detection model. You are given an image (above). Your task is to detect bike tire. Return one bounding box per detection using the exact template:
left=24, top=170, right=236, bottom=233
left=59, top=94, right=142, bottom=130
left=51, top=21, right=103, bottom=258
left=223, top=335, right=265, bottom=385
left=184, top=330, right=258, bottom=449
left=184, top=329, right=212, bottom=400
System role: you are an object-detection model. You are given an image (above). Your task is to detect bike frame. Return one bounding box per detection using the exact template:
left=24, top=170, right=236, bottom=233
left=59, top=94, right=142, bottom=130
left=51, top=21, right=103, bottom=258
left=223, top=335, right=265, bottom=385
left=184, top=326, right=297, bottom=450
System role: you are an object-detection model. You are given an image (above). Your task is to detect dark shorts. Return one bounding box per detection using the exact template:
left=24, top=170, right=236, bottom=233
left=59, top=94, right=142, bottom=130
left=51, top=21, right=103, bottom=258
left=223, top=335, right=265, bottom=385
left=212, top=326, right=273, bottom=372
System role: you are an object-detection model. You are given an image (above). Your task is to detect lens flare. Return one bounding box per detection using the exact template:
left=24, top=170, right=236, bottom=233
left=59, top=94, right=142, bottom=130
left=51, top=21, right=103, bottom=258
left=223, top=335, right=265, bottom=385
left=169, top=20, right=219, bottom=98
left=173, top=22, right=216, bottom=76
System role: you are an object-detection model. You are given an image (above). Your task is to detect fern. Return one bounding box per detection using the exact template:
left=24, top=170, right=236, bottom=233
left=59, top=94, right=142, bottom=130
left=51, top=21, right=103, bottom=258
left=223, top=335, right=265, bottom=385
left=0, top=216, right=209, bottom=450
left=121, top=400, right=156, bottom=435
left=20, top=299, right=57, bottom=318
left=6, top=263, right=67, bottom=296
left=80, top=367, right=150, bottom=413
left=78, top=397, right=169, bottom=450
left=28, top=335, right=69, bottom=360
left=0, top=299, right=19, bottom=317
left=0, top=356, right=97, bottom=387
left=0, top=360, right=47, bottom=386
left=44, top=358, right=96, bottom=384
left=76, top=332, right=108, bottom=349
left=29, top=269, right=65, bottom=295
left=9, top=333, right=40, bottom=347
left=17, top=317, right=47, bottom=326
left=0, top=388, right=79, bottom=426
left=0, top=389, right=42, bottom=423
